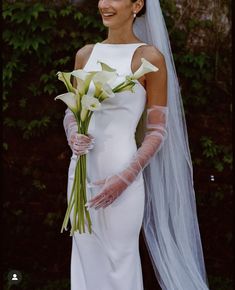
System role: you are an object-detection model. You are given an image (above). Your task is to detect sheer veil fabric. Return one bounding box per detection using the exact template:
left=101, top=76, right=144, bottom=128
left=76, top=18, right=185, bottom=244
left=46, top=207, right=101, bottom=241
left=133, top=0, right=210, bottom=289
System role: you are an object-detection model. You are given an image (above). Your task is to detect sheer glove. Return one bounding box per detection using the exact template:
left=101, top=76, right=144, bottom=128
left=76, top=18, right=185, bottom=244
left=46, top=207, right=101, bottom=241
left=87, top=105, right=169, bottom=209
left=63, top=108, right=95, bottom=156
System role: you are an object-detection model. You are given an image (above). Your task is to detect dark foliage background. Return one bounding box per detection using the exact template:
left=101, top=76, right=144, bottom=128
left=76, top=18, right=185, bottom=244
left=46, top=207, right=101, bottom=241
left=2, top=0, right=232, bottom=289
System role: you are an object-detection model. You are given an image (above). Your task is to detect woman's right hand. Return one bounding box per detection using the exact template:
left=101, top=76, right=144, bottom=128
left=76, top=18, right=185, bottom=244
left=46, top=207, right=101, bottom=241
left=70, top=132, right=95, bottom=156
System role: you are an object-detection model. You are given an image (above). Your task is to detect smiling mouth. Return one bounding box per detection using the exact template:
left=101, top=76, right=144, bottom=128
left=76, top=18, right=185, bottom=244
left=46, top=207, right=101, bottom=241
left=102, top=12, right=116, bottom=18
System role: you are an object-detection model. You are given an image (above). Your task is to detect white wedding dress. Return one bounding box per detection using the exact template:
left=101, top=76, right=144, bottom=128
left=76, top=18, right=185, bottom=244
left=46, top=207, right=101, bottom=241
left=67, top=43, right=148, bottom=290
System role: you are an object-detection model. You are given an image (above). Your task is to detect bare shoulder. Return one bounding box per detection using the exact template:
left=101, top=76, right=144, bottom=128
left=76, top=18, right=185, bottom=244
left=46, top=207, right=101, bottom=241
left=74, top=44, right=95, bottom=69
left=141, top=45, right=166, bottom=68
left=141, top=45, right=168, bottom=107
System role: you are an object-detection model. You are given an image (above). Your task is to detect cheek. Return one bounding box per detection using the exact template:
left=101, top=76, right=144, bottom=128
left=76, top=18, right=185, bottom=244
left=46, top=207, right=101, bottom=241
left=121, top=3, right=133, bottom=15
left=97, top=1, right=102, bottom=11
left=115, top=3, right=133, bottom=18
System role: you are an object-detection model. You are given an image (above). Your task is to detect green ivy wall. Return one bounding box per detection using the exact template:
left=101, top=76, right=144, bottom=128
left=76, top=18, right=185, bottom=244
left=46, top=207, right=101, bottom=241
left=2, top=1, right=232, bottom=289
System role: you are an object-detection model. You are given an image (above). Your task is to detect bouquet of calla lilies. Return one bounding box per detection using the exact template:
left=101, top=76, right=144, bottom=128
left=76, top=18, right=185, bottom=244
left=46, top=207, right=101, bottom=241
left=55, top=58, right=158, bottom=235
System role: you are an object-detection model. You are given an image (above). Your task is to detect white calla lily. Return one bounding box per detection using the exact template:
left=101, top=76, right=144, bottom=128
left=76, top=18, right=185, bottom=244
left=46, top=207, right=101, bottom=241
left=81, top=95, right=101, bottom=111
left=71, top=69, right=91, bottom=81
left=132, top=58, right=159, bottom=80
left=55, top=92, right=78, bottom=114
left=57, top=71, right=74, bottom=92
left=80, top=94, right=101, bottom=121
left=100, top=83, right=115, bottom=100
left=80, top=80, right=101, bottom=121
left=75, top=77, right=86, bottom=96
left=93, top=71, right=118, bottom=86
left=72, top=70, right=97, bottom=95
left=97, top=61, right=117, bottom=72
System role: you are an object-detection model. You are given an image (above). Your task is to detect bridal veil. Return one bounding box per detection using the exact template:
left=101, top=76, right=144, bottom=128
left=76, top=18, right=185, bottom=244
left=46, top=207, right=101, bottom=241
left=133, top=0, right=210, bottom=289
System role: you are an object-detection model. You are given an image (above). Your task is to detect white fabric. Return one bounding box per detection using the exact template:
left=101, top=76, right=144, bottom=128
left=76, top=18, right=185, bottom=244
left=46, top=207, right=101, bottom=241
left=67, top=43, right=148, bottom=290
left=133, top=1, right=210, bottom=289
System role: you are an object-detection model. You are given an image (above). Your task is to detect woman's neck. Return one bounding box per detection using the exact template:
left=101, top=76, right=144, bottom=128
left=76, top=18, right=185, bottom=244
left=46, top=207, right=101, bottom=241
left=104, top=27, right=140, bottom=44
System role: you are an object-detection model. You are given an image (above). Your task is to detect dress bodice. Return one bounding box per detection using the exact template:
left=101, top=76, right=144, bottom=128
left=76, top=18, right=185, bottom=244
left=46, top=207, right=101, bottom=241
left=84, top=42, right=147, bottom=75
left=84, top=43, right=147, bottom=180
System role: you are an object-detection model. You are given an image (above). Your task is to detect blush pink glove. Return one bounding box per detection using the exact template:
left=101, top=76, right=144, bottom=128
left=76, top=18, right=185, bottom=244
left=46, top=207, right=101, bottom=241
left=63, top=108, right=95, bottom=156
left=86, top=105, right=169, bottom=209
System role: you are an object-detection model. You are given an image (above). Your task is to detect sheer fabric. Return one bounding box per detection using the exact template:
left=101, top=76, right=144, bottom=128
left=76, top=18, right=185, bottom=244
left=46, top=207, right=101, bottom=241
left=63, top=108, right=94, bottom=155
left=133, top=0, right=210, bottom=289
left=63, top=108, right=77, bottom=147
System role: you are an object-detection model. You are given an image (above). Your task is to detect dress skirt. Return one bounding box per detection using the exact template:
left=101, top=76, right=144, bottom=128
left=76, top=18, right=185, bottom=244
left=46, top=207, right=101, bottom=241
left=67, top=154, right=145, bottom=290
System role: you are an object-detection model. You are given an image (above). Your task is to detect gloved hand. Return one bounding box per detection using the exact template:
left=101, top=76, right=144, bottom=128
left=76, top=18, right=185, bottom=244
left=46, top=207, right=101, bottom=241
left=63, top=108, right=95, bottom=156
left=86, top=105, right=169, bottom=209
left=70, top=132, right=95, bottom=156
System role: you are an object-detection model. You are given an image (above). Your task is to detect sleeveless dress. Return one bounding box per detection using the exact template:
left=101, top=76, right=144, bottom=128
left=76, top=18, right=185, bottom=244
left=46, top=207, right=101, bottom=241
left=67, top=42, right=147, bottom=290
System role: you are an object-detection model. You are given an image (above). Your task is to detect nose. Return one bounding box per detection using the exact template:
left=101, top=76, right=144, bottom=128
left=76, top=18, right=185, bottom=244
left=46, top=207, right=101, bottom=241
left=98, top=0, right=110, bottom=9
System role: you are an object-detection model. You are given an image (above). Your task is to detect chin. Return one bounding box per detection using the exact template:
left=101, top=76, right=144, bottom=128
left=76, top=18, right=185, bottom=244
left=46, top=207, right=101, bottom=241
left=102, top=19, right=128, bottom=30
left=102, top=20, right=117, bottom=28
left=102, top=18, right=115, bottom=27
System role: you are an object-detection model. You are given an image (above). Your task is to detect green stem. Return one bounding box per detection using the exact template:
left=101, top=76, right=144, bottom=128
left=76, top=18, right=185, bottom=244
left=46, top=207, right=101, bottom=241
left=112, top=81, right=126, bottom=92
left=71, top=160, right=79, bottom=235
left=83, top=163, right=92, bottom=233
left=61, top=119, right=93, bottom=236
left=80, top=157, right=85, bottom=233
left=113, top=81, right=135, bottom=93
left=76, top=158, right=82, bottom=232
left=60, top=158, right=79, bottom=233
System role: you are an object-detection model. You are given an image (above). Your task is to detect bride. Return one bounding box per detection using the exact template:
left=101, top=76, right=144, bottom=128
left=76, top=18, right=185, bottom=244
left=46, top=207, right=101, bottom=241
left=63, top=0, right=210, bottom=289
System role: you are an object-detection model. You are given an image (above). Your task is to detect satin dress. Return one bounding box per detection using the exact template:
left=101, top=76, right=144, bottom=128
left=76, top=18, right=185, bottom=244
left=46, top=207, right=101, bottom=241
left=67, top=42, right=147, bottom=290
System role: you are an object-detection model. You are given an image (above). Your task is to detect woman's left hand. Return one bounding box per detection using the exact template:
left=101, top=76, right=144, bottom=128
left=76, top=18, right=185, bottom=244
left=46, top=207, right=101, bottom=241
left=86, top=175, right=129, bottom=209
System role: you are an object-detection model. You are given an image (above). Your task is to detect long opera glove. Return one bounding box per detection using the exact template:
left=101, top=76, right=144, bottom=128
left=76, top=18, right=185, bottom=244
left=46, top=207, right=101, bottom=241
left=63, top=108, right=95, bottom=156
left=87, top=105, right=169, bottom=209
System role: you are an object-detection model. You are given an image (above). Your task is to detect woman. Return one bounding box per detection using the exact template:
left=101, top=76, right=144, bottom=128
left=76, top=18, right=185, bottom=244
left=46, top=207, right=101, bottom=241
left=63, top=0, right=210, bottom=289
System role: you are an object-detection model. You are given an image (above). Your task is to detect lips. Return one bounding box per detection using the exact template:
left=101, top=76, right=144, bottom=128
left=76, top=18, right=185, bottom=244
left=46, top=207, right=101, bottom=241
left=101, top=12, right=116, bottom=18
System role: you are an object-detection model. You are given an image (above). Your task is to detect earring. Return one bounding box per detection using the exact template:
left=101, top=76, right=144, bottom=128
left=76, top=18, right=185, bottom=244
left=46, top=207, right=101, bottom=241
left=133, top=11, right=137, bottom=18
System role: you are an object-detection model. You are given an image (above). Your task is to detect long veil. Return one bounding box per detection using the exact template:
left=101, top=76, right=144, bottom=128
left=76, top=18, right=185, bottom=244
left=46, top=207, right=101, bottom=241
left=133, top=1, right=210, bottom=289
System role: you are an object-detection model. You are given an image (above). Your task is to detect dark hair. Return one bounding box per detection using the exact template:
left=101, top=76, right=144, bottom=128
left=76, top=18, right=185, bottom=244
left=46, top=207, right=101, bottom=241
left=131, top=0, right=146, bottom=17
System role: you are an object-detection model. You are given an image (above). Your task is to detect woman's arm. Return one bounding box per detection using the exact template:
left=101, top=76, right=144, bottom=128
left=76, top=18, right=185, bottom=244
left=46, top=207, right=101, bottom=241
left=63, top=45, right=95, bottom=155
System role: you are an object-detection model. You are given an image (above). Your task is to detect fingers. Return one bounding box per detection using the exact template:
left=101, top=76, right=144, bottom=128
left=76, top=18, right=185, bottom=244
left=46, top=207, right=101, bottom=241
left=102, top=199, right=113, bottom=208
left=86, top=186, right=116, bottom=209
left=86, top=187, right=108, bottom=207
left=74, top=133, right=95, bottom=143
left=93, top=197, right=108, bottom=209
left=72, top=145, right=88, bottom=156
left=71, top=133, right=95, bottom=146
left=87, top=133, right=95, bottom=141
left=73, top=143, right=93, bottom=152
left=86, top=196, right=113, bottom=209
left=94, top=194, right=115, bottom=209
left=88, top=191, right=107, bottom=206
left=71, top=133, right=95, bottom=156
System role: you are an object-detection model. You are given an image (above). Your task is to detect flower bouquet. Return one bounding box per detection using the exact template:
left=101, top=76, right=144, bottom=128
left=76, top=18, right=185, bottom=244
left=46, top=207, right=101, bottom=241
left=55, top=58, right=158, bottom=236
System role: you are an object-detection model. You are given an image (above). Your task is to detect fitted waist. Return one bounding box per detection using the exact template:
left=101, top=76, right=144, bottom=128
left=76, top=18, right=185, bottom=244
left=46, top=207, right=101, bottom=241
left=91, top=134, right=137, bottom=154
